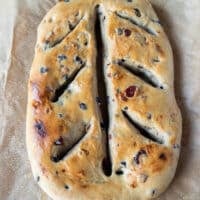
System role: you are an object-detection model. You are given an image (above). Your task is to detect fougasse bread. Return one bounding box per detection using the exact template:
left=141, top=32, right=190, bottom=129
left=26, top=0, right=182, bottom=199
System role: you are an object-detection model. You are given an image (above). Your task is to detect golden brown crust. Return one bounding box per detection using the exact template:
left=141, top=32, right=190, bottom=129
left=26, top=0, right=182, bottom=199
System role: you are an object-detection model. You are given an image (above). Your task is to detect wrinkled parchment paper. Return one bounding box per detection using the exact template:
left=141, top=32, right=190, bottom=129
left=0, top=0, right=200, bottom=199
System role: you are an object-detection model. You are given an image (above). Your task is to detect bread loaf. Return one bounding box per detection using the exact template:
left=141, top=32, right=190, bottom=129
left=26, top=0, right=182, bottom=199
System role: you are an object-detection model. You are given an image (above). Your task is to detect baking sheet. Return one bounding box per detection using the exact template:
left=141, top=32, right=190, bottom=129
left=0, top=0, right=200, bottom=199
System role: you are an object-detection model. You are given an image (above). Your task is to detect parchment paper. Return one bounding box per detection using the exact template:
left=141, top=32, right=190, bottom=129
left=0, top=0, right=200, bottom=199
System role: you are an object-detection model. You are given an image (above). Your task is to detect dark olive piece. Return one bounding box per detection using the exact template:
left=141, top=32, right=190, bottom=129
left=65, top=185, right=69, bottom=189
left=134, top=8, right=141, bottom=17
left=35, top=120, right=46, bottom=138
left=79, top=103, right=87, bottom=110
left=115, top=169, right=124, bottom=175
left=134, top=149, right=147, bottom=165
left=40, top=67, right=48, bottom=74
